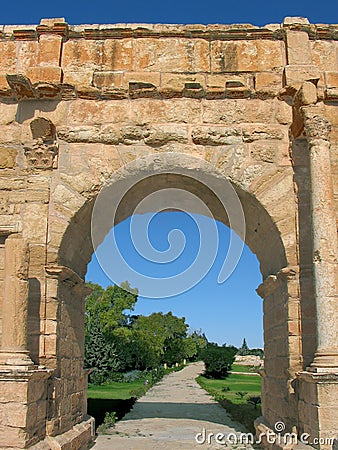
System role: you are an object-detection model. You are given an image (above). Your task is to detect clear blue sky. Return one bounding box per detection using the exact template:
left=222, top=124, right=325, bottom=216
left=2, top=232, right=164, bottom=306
left=0, top=0, right=336, bottom=25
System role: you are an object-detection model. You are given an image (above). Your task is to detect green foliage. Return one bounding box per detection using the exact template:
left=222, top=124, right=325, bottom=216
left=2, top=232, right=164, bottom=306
left=85, top=282, right=138, bottom=333
left=130, top=387, right=147, bottom=398
left=85, top=282, right=207, bottom=384
left=200, top=343, right=237, bottom=378
left=236, top=391, right=248, bottom=399
left=84, top=316, right=119, bottom=384
left=237, top=338, right=264, bottom=358
left=96, top=411, right=116, bottom=434
left=237, top=338, right=249, bottom=356
left=132, top=312, right=190, bottom=369
left=247, top=395, right=262, bottom=409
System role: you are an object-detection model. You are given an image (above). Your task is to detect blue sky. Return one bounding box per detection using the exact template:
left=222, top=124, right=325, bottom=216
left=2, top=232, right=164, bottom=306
left=0, top=0, right=336, bottom=25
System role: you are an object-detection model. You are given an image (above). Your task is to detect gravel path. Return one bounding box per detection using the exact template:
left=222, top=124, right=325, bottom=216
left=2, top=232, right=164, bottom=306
left=92, top=362, right=255, bottom=449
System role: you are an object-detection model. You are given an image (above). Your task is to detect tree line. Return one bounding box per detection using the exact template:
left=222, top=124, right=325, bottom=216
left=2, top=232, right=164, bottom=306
left=84, top=282, right=263, bottom=384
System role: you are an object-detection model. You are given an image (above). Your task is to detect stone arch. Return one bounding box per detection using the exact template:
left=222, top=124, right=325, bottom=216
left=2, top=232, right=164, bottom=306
left=44, top=150, right=300, bottom=443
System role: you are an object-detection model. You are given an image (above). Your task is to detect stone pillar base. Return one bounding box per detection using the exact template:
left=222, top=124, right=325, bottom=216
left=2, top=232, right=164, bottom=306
left=309, top=350, right=338, bottom=372
left=0, top=367, right=52, bottom=449
left=297, top=371, right=338, bottom=449
left=0, top=349, right=35, bottom=368
left=30, top=416, right=95, bottom=450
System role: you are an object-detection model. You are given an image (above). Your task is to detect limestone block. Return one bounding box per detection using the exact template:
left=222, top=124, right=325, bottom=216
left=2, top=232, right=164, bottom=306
left=211, top=40, right=284, bottom=72
left=191, top=126, right=242, bottom=145
left=255, top=72, right=283, bottom=96
left=0, top=103, right=17, bottom=126
left=0, top=41, right=16, bottom=72
left=37, top=35, right=63, bottom=66
left=286, top=30, right=312, bottom=65
left=16, top=41, right=38, bottom=73
left=131, top=99, right=201, bottom=125
left=284, top=65, right=320, bottom=88
left=23, top=203, right=48, bottom=244
left=205, top=74, right=227, bottom=99
left=311, top=41, right=338, bottom=72
left=203, top=99, right=275, bottom=124
left=68, top=99, right=129, bottom=125
left=143, top=125, right=189, bottom=145
left=102, top=39, right=134, bottom=71
left=26, top=66, right=62, bottom=84
left=0, top=147, right=17, bottom=168
left=299, top=81, right=317, bottom=105
left=63, top=69, right=93, bottom=87
left=135, top=38, right=209, bottom=72
left=93, top=70, right=123, bottom=88
left=275, top=100, right=293, bottom=125
left=325, top=72, right=338, bottom=89
left=283, top=16, right=310, bottom=26
left=62, top=39, right=101, bottom=71
left=242, top=124, right=286, bottom=142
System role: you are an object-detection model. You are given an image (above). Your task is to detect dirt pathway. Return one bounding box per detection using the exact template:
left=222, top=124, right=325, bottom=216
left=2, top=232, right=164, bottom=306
left=92, top=362, right=255, bottom=449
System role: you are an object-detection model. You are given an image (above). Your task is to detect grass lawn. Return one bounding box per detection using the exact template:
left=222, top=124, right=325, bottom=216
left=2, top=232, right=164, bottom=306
left=196, top=369, right=262, bottom=434
left=88, top=380, right=147, bottom=400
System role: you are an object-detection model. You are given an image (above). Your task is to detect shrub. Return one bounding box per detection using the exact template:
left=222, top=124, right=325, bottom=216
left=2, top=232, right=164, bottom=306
left=130, top=387, right=147, bottom=398
left=247, top=395, right=261, bottom=409
left=236, top=391, right=248, bottom=400
left=96, top=411, right=117, bottom=434
left=200, top=343, right=237, bottom=379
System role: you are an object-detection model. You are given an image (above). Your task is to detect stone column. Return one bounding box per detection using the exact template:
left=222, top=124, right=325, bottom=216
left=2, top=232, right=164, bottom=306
left=302, top=106, right=338, bottom=371
left=0, top=235, right=34, bottom=367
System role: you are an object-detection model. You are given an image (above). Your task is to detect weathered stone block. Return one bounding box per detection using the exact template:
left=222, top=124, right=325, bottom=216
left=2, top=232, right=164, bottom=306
left=131, top=99, right=201, bottom=125
left=26, top=66, right=62, bottom=84
left=102, top=39, right=134, bottom=71
left=284, top=65, right=320, bottom=88
left=0, top=41, right=16, bottom=72
left=135, top=38, right=209, bottom=72
left=211, top=40, right=284, bottom=72
left=255, top=72, right=282, bottom=96
left=0, top=147, right=17, bottom=168
left=37, top=34, right=62, bottom=66
left=62, top=40, right=101, bottom=71
left=311, top=41, right=338, bottom=72
left=286, top=30, right=312, bottom=65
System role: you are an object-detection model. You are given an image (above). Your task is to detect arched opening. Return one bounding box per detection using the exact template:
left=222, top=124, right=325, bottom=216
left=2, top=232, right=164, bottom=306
left=50, top=154, right=299, bottom=441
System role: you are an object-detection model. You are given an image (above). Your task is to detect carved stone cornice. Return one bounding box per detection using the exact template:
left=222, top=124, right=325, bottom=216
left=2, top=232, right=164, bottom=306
left=0, top=225, right=19, bottom=236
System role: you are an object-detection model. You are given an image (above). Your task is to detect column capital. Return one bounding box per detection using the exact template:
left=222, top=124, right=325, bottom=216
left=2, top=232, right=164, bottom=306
left=301, top=106, right=331, bottom=143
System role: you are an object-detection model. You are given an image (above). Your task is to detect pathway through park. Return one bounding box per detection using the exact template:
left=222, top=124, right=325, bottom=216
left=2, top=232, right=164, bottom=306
left=92, top=362, right=255, bottom=449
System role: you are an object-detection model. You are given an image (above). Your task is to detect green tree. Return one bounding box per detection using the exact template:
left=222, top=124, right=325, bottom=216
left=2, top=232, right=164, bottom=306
left=132, top=312, right=189, bottom=369
left=84, top=282, right=138, bottom=380
left=84, top=316, right=119, bottom=384
left=200, top=343, right=237, bottom=378
left=238, top=338, right=250, bottom=356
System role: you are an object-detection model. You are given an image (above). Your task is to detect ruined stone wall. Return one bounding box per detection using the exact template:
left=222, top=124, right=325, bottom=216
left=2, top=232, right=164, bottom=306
left=0, top=16, right=336, bottom=449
